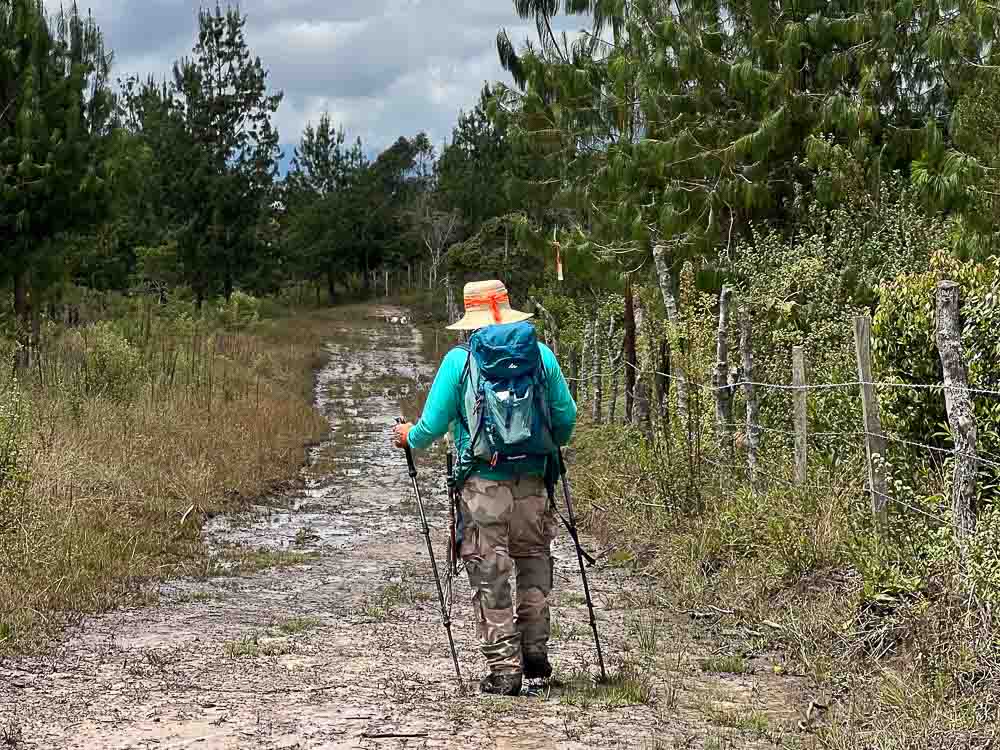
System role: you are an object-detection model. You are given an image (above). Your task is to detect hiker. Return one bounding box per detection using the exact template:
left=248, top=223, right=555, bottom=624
left=393, top=280, right=577, bottom=696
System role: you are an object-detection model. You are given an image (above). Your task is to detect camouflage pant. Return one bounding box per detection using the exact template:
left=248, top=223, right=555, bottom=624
left=460, top=475, right=556, bottom=675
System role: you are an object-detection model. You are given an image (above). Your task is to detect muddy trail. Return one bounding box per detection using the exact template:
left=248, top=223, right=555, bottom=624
left=1, top=309, right=809, bottom=749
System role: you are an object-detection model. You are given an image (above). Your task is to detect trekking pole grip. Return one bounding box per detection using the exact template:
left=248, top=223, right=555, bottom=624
left=395, top=417, right=418, bottom=478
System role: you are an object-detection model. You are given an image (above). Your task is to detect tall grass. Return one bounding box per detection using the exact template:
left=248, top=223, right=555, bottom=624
left=571, top=412, right=999, bottom=747
left=0, top=297, right=335, bottom=652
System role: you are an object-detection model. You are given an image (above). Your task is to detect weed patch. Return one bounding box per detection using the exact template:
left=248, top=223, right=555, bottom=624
left=700, top=654, right=750, bottom=675
left=629, top=615, right=661, bottom=654
left=276, top=616, right=321, bottom=635
left=214, top=546, right=318, bottom=575
left=224, top=631, right=294, bottom=659
left=174, top=591, right=219, bottom=605
left=556, top=664, right=654, bottom=709
left=357, top=581, right=415, bottom=621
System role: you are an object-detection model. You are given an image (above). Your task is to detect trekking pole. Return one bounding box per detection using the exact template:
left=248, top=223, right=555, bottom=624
left=558, top=447, right=608, bottom=683
left=396, top=418, right=464, bottom=693
left=446, top=450, right=458, bottom=575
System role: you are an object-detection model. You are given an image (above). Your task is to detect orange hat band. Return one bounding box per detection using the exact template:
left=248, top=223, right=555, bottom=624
left=464, top=291, right=510, bottom=324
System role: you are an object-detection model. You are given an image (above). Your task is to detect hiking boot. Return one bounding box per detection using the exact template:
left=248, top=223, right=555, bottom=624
left=523, top=652, right=553, bottom=680
left=479, top=672, right=523, bottom=696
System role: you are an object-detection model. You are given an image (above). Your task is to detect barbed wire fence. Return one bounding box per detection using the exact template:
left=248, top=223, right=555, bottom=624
left=558, top=279, right=993, bottom=569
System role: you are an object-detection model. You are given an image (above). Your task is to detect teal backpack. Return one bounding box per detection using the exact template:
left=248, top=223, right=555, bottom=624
left=453, top=321, right=557, bottom=485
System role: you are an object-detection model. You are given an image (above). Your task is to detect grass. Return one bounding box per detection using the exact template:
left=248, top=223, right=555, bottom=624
left=570, top=416, right=1000, bottom=748
left=214, top=546, right=318, bottom=575
left=357, top=581, right=416, bottom=621
left=700, top=654, right=751, bottom=675
left=276, top=616, right=321, bottom=634
left=293, top=525, right=319, bottom=547
left=223, top=631, right=294, bottom=659
left=551, top=613, right=587, bottom=641
left=0, top=299, right=348, bottom=652
left=630, top=615, right=661, bottom=654
left=702, top=706, right=781, bottom=743
left=174, top=590, right=219, bottom=605
left=1, top=714, right=23, bottom=748
left=556, top=664, right=655, bottom=709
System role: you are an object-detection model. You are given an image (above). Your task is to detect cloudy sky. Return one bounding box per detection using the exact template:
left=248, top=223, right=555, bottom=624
left=82, top=1, right=588, bottom=160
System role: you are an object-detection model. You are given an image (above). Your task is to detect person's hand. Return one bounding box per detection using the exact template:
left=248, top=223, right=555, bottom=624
left=393, top=421, right=413, bottom=449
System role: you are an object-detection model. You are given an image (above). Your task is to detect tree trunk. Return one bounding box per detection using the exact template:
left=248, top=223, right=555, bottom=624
left=607, top=324, right=622, bottom=424
left=591, top=316, right=603, bottom=424
left=580, top=321, right=592, bottom=402
left=530, top=297, right=560, bottom=355
left=653, top=244, right=689, bottom=422
left=623, top=279, right=637, bottom=424
left=632, top=292, right=651, bottom=433
left=327, top=270, right=338, bottom=305
left=13, top=270, right=30, bottom=372
left=608, top=366, right=620, bottom=423
left=445, top=274, right=459, bottom=324
left=31, top=300, right=40, bottom=369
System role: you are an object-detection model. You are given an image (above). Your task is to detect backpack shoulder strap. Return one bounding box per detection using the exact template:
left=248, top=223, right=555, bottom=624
left=457, top=345, right=480, bottom=435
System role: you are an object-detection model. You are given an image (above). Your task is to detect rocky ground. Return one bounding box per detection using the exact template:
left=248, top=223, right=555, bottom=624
left=1, top=309, right=813, bottom=749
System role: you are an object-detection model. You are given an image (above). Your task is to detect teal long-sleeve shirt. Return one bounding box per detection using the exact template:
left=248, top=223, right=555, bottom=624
left=408, top=342, right=577, bottom=480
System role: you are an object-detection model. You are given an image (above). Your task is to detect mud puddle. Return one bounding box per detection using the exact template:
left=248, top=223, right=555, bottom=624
left=1, top=308, right=809, bottom=749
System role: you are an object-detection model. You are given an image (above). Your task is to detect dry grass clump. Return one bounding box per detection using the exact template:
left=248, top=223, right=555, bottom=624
left=0, top=305, right=340, bottom=651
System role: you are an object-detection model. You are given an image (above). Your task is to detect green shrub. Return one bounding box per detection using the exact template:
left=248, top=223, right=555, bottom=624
left=69, top=323, right=146, bottom=402
left=873, top=252, right=1000, bottom=596
left=216, top=291, right=261, bottom=331
left=732, top=188, right=941, bottom=440
left=873, top=252, right=1000, bottom=451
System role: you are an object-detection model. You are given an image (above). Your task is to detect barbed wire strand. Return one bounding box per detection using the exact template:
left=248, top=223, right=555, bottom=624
left=572, top=358, right=1000, bottom=398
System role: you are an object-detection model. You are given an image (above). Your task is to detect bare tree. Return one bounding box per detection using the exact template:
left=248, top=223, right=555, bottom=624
left=409, top=192, right=461, bottom=290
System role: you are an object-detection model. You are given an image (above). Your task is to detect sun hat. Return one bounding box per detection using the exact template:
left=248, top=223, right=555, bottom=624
left=446, top=280, right=534, bottom=331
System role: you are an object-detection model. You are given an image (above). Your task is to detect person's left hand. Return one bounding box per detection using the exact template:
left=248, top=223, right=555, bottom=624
left=393, top=422, right=413, bottom=448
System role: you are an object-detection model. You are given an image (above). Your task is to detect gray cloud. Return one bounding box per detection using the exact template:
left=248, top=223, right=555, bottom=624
left=82, top=0, right=588, bottom=155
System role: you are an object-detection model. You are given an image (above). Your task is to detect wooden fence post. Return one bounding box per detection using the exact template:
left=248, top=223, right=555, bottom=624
left=935, top=281, right=978, bottom=541
left=739, top=308, right=760, bottom=492
left=853, top=316, right=889, bottom=522
left=591, top=315, right=603, bottom=424
left=713, top=285, right=734, bottom=455
left=792, top=345, right=808, bottom=485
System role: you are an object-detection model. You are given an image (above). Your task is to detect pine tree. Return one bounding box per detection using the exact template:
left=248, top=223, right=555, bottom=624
left=171, top=3, right=283, bottom=301
left=494, top=0, right=999, bottom=280
left=0, top=1, right=113, bottom=365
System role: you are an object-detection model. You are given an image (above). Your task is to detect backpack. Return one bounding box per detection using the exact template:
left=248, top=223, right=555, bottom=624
left=454, top=321, right=556, bottom=485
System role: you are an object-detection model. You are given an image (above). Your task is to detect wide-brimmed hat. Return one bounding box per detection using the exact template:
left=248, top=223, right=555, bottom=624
left=446, top=280, right=534, bottom=331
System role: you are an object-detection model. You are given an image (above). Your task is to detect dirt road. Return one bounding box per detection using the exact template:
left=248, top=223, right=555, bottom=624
left=1, top=310, right=806, bottom=749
